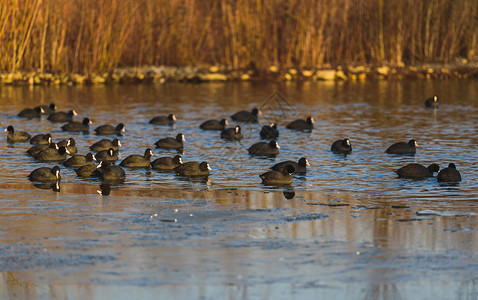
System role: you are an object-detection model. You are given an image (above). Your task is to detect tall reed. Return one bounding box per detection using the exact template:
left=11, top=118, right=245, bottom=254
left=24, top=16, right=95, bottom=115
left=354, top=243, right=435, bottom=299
left=0, top=0, right=477, bottom=74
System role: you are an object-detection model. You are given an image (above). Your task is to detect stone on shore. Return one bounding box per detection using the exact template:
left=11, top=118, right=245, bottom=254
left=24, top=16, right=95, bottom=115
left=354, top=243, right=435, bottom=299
left=313, top=70, right=336, bottom=81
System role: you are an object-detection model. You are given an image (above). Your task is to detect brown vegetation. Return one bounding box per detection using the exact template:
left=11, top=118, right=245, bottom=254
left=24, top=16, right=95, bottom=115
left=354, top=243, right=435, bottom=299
left=0, top=0, right=477, bottom=74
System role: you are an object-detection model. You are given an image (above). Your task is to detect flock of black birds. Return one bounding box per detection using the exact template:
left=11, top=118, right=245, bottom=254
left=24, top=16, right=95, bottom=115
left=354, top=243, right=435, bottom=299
left=5, top=93, right=461, bottom=194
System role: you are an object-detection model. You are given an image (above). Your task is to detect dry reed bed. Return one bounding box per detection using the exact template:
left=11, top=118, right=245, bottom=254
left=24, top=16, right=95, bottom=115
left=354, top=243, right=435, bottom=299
left=0, top=0, right=477, bottom=75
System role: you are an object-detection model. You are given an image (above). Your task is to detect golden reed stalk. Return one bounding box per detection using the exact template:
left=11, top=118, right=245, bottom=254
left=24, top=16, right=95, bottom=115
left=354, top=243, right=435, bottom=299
left=0, top=0, right=476, bottom=74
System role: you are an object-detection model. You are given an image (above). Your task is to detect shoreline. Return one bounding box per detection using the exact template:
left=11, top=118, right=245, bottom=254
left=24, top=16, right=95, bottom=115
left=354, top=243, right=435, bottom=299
left=1, top=61, right=477, bottom=86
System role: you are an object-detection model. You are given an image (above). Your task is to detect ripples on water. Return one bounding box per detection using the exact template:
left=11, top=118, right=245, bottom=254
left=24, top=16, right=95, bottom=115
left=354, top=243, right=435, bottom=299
left=1, top=80, right=478, bottom=298
left=1, top=80, right=477, bottom=202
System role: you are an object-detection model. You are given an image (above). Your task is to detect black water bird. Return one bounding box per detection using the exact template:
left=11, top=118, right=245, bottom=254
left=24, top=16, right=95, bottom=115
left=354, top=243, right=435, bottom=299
left=18, top=107, right=44, bottom=118
left=149, top=114, right=176, bottom=125
left=61, top=118, right=91, bottom=132
left=5, top=126, right=31, bottom=143
left=260, top=123, right=279, bottom=139
left=94, top=123, right=125, bottom=135
left=57, top=138, right=77, bottom=154
left=95, top=148, right=118, bottom=162
left=90, top=138, right=122, bottom=152
left=27, top=142, right=57, bottom=157
left=231, top=108, right=261, bottom=123
left=155, top=133, right=185, bottom=150
left=425, top=95, right=439, bottom=108
left=286, top=117, right=314, bottom=131
left=75, top=161, right=102, bottom=178
left=98, top=161, right=126, bottom=181
left=119, top=149, right=153, bottom=168
left=395, top=163, right=440, bottom=179
left=260, top=165, right=295, bottom=185
left=200, top=118, right=228, bottom=130
left=437, top=163, right=462, bottom=182
left=331, top=138, right=352, bottom=154
left=220, top=125, right=243, bottom=141
left=28, top=166, right=61, bottom=182
left=151, top=155, right=183, bottom=171
left=174, top=161, right=211, bottom=176
left=64, top=153, right=96, bottom=168
left=47, top=110, right=77, bottom=122
left=248, top=140, right=280, bottom=156
left=34, top=146, right=70, bottom=162
left=34, top=103, right=57, bottom=115
left=385, top=139, right=417, bottom=155
left=271, top=158, right=309, bottom=174
left=30, top=133, right=52, bottom=145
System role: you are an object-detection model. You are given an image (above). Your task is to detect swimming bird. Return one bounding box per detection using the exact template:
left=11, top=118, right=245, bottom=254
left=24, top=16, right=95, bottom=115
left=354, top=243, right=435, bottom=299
left=57, top=138, right=77, bottom=154
left=5, top=126, right=31, bottom=143
left=27, top=142, right=58, bottom=157
left=260, top=123, right=279, bottom=139
left=331, top=138, right=352, bottom=154
left=28, top=166, right=61, bottom=182
left=47, top=110, right=77, bottom=122
left=286, top=117, right=314, bottom=130
left=248, top=140, right=280, bottom=156
left=155, top=133, right=185, bottom=150
left=34, top=146, right=70, bottom=162
left=200, top=118, right=228, bottom=130
left=89, top=138, right=122, bottom=152
left=17, top=107, right=44, bottom=118
left=30, top=133, right=52, bottom=145
left=231, top=108, right=261, bottom=123
left=220, top=125, right=243, bottom=140
left=64, top=153, right=96, bottom=168
left=437, top=163, right=462, bottom=182
left=98, top=161, right=126, bottom=181
left=94, top=123, right=125, bottom=135
left=151, top=155, right=183, bottom=170
left=174, top=161, right=211, bottom=176
left=425, top=95, right=439, bottom=108
left=61, top=118, right=91, bottom=132
left=95, top=148, right=118, bottom=162
left=260, top=165, right=295, bottom=185
left=395, top=163, right=440, bottom=179
left=75, top=161, right=102, bottom=178
left=271, top=157, right=309, bottom=174
left=149, top=114, right=176, bottom=125
left=119, top=149, right=153, bottom=168
left=385, top=139, right=417, bottom=154
left=34, top=103, right=56, bottom=115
